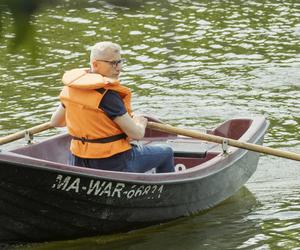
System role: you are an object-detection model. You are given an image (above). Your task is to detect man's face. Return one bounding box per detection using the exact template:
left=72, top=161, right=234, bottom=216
left=92, top=51, right=122, bottom=79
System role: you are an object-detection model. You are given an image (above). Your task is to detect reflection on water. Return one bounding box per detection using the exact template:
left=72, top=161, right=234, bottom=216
left=1, top=0, right=300, bottom=249
left=247, top=156, right=300, bottom=249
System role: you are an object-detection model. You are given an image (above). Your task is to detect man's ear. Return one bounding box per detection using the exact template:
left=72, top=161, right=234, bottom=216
left=92, top=60, right=98, bottom=70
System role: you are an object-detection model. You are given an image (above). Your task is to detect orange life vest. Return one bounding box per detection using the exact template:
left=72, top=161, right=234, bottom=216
left=59, top=68, right=132, bottom=159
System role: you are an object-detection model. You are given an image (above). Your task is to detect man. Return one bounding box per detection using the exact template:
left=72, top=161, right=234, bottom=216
left=50, top=41, right=174, bottom=173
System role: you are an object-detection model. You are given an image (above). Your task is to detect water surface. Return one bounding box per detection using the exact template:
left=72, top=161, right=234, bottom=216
left=0, top=0, right=300, bottom=249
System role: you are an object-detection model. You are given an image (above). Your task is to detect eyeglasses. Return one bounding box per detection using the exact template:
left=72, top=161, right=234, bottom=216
left=96, top=59, right=126, bottom=67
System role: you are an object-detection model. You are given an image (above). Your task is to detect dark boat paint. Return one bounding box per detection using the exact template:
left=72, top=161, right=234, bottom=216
left=0, top=117, right=268, bottom=242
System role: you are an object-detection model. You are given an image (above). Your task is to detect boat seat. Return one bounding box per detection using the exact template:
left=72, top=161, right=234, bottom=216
left=173, top=151, right=206, bottom=158
left=140, top=139, right=209, bottom=159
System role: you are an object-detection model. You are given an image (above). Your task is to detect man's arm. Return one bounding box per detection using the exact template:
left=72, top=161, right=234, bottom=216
left=114, top=113, right=147, bottom=140
left=99, top=90, right=147, bottom=140
left=50, top=104, right=66, bottom=127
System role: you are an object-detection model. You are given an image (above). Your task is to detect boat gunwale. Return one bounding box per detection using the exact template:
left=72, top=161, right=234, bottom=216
left=0, top=116, right=268, bottom=185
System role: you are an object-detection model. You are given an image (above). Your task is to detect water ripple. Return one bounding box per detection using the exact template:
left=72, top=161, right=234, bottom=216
left=1, top=1, right=300, bottom=248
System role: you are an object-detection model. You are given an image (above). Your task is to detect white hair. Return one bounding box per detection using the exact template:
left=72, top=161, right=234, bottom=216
left=90, top=42, right=121, bottom=63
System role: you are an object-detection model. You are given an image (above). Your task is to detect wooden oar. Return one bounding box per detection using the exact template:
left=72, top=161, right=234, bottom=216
left=0, top=122, right=52, bottom=145
left=147, top=122, right=300, bottom=162
left=2, top=121, right=300, bottom=162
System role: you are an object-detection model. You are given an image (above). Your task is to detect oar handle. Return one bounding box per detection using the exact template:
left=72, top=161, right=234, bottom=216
left=0, top=122, right=52, bottom=145
left=147, top=122, right=300, bottom=162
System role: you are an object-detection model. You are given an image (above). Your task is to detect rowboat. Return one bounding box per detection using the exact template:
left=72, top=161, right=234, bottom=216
left=0, top=116, right=268, bottom=243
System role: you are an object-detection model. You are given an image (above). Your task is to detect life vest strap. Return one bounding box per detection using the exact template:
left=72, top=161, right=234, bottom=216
left=72, top=133, right=127, bottom=144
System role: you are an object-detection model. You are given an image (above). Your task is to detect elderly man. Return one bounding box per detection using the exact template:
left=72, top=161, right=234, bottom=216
left=50, top=41, right=174, bottom=173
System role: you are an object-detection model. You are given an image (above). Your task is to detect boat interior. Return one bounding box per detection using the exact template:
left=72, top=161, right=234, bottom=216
left=10, top=118, right=254, bottom=171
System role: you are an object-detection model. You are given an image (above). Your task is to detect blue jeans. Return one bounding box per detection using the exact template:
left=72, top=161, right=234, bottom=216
left=127, top=144, right=174, bottom=173
left=69, top=144, right=174, bottom=173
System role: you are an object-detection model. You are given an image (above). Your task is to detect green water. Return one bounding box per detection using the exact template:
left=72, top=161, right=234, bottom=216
left=1, top=0, right=300, bottom=249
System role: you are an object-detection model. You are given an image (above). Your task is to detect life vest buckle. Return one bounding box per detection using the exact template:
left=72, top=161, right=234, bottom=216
left=80, top=137, right=86, bottom=144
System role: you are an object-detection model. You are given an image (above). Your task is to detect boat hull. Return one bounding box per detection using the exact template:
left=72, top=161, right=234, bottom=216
left=0, top=117, right=268, bottom=242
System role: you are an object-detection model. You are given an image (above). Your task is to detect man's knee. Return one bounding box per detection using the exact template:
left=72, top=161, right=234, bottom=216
left=163, top=145, right=174, bottom=158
